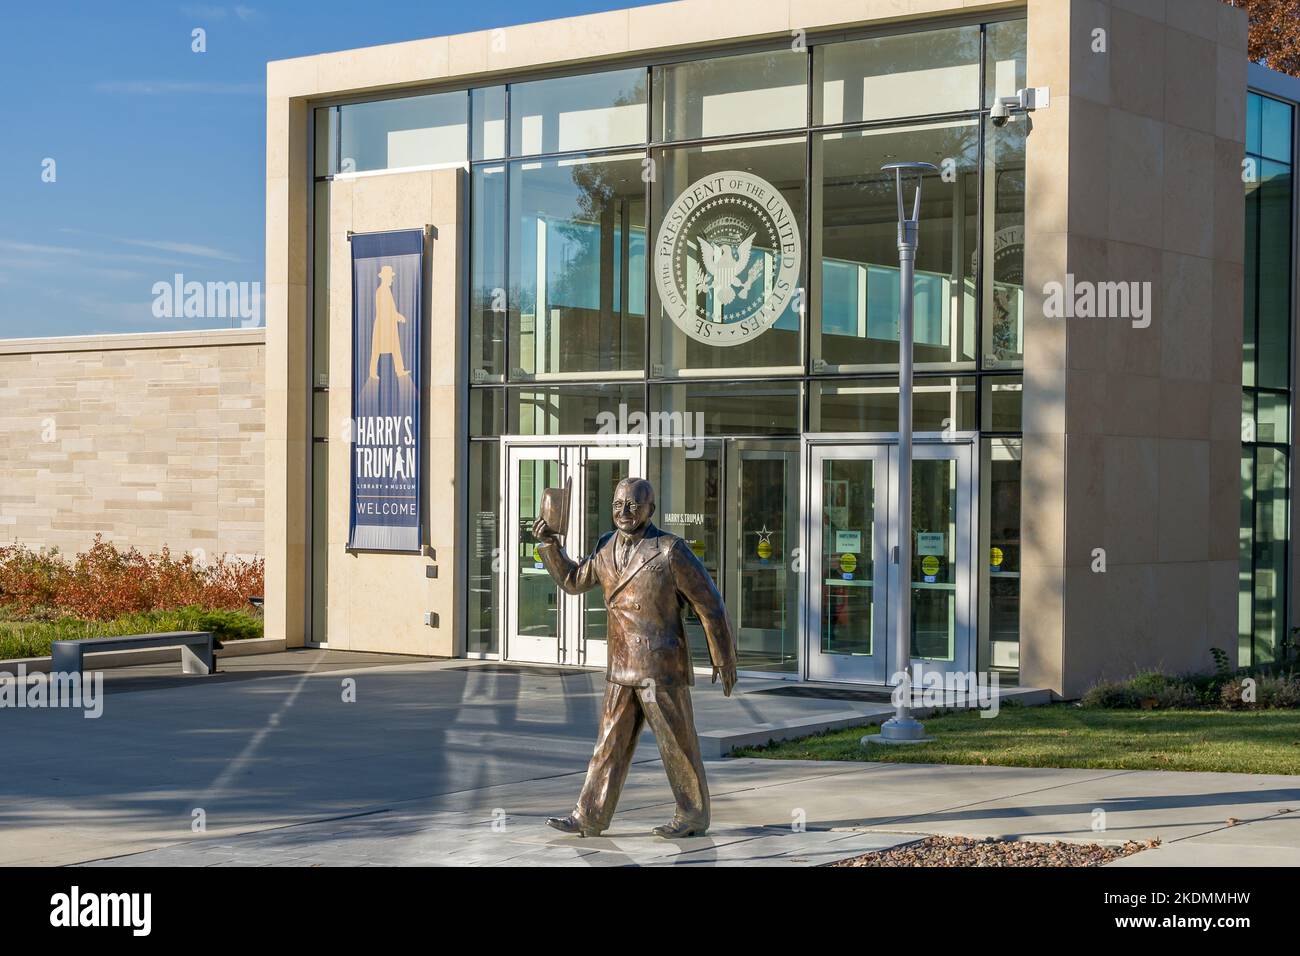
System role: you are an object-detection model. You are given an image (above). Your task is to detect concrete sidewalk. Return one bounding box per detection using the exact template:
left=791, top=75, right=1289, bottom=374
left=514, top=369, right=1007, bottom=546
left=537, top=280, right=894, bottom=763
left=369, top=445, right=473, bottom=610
left=0, top=650, right=898, bottom=865
left=78, top=758, right=1300, bottom=867
left=3, top=652, right=1296, bottom=867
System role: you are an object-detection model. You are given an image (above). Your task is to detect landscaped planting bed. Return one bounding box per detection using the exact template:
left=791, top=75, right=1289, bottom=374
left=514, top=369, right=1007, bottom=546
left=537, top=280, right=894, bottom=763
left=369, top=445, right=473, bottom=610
left=0, top=536, right=264, bottom=660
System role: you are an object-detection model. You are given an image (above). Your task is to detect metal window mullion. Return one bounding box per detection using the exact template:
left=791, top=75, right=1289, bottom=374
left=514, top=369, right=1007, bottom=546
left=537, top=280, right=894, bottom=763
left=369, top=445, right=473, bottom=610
left=503, top=84, right=512, bottom=387
left=803, top=39, right=814, bottom=432
left=1248, top=146, right=1264, bottom=664
left=1281, top=102, right=1298, bottom=662
left=975, top=98, right=988, bottom=370
left=645, top=64, right=654, bottom=390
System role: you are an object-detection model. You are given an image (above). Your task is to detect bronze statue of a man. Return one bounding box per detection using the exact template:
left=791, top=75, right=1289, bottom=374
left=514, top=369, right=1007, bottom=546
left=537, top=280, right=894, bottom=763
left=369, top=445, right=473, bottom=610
left=532, top=476, right=737, bottom=839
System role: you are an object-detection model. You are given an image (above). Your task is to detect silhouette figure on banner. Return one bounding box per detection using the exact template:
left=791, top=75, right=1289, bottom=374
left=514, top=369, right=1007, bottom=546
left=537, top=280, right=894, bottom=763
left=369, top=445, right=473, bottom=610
left=369, top=264, right=409, bottom=380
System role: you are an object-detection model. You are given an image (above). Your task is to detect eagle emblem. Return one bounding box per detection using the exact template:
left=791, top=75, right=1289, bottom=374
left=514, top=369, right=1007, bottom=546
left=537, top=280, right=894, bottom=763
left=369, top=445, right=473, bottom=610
left=692, top=233, right=764, bottom=307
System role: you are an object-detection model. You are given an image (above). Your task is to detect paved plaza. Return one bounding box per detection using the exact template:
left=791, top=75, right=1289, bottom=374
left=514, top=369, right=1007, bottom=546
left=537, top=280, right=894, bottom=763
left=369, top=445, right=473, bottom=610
left=2, top=651, right=1297, bottom=867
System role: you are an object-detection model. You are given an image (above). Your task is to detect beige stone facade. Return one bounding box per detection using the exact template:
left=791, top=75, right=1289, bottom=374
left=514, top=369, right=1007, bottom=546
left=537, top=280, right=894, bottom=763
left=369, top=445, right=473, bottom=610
left=0, top=329, right=265, bottom=560
left=318, top=170, right=464, bottom=656
left=1019, top=0, right=1247, bottom=696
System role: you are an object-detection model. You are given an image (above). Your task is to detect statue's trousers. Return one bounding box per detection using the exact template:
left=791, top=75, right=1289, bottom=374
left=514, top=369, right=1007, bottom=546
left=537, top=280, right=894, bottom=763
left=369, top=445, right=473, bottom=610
left=573, top=680, right=709, bottom=832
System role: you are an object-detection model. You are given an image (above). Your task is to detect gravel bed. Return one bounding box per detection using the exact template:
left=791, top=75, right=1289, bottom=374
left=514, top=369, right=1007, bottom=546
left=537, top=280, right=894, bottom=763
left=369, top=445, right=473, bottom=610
left=830, top=835, right=1155, bottom=867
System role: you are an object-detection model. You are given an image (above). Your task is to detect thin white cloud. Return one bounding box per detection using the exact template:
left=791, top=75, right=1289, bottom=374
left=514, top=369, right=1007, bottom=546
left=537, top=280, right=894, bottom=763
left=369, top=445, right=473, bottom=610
left=0, top=240, right=170, bottom=264
left=0, top=240, right=187, bottom=269
left=3, top=261, right=146, bottom=282
left=57, top=230, right=247, bottom=264
left=119, top=238, right=245, bottom=263
left=94, top=80, right=261, bottom=95
left=0, top=238, right=247, bottom=273
left=0, top=240, right=82, bottom=256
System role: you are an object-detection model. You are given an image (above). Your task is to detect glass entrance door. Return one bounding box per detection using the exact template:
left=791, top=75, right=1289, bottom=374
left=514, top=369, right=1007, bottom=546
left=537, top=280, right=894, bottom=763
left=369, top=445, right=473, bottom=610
left=575, top=446, right=638, bottom=668
left=504, top=441, right=642, bottom=666
left=655, top=439, right=800, bottom=677
left=808, top=445, right=889, bottom=681
left=729, top=443, right=801, bottom=673
left=506, top=445, right=564, bottom=665
left=807, top=440, right=974, bottom=683
left=896, top=443, right=974, bottom=673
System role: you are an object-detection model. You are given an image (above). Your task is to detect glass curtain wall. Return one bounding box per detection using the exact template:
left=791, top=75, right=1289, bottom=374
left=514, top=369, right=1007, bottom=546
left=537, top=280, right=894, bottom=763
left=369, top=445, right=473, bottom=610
left=306, top=17, right=1027, bottom=672
left=507, top=153, right=647, bottom=379
left=1240, top=91, right=1296, bottom=667
left=980, top=376, right=1021, bottom=676
left=812, top=121, right=979, bottom=372
left=465, top=18, right=1027, bottom=672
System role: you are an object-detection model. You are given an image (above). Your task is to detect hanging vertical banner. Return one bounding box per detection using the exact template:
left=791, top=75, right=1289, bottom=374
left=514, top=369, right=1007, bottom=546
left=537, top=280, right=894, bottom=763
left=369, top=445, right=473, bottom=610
left=348, top=229, right=424, bottom=551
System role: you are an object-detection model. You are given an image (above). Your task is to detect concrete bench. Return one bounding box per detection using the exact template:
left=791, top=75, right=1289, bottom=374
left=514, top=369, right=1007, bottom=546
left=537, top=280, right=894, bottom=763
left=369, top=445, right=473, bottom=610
left=50, top=631, right=215, bottom=676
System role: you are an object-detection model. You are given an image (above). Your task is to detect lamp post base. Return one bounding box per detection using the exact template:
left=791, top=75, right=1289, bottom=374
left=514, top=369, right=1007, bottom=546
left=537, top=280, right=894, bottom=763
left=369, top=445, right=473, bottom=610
left=863, top=716, right=933, bottom=746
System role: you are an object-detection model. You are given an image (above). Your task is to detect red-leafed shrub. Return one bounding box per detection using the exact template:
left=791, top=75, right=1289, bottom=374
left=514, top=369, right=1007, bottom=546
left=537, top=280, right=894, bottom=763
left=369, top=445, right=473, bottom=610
left=0, top=536, right=263, bottom=619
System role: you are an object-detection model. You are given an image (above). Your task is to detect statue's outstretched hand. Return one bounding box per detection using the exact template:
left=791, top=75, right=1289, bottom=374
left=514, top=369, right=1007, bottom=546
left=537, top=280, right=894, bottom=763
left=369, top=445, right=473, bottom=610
left=531, top=517, right=558, bottom=545
left=712, top=663, right=737, bottom=697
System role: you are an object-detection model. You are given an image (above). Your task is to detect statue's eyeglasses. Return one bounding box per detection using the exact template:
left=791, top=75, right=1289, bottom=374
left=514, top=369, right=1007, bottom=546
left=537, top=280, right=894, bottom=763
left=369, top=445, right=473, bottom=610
left=612, top=499, right=640, bottom=514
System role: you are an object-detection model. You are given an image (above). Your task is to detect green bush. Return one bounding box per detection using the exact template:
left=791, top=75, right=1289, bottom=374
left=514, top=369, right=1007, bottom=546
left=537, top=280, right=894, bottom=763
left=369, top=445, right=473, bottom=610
left=1150, top=682, right=1203, bottom=709
left=0, top=605, right=262, bottom=661
left=183, top=608, right=263, bottom=640
left=1126, top=671, right=1176, bottom=697
left=1181, top=671, right=1224, bottom=704
left=1080, top=681, right=1139, bottom=709
left=1082, top=651, right=1300, bottom=711
left=1218, top=674, right=1300, bottom=709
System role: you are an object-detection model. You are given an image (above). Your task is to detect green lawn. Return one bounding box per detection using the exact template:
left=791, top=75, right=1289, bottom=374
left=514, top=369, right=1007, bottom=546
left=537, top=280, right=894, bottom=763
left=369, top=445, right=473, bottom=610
left=731, top=704, right=1300, bottom=775
left=0, top=607, right=262, bottom=661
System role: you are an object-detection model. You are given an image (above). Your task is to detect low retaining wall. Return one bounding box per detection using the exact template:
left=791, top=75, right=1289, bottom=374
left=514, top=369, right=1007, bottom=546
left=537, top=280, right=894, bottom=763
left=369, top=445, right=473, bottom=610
left=0, top=635, right=286, bottom=674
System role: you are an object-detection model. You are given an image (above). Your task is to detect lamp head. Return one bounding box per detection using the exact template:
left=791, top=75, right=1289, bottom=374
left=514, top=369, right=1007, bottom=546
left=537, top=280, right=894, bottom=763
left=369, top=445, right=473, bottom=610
left=881, top=161, right=940, bottom=229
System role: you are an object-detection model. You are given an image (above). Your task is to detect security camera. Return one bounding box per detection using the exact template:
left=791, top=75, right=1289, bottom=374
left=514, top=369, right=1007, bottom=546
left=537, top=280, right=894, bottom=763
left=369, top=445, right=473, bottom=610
left=991, top=88, right=1050, bottom=127
left=990, top=98, right=1013, bottom=126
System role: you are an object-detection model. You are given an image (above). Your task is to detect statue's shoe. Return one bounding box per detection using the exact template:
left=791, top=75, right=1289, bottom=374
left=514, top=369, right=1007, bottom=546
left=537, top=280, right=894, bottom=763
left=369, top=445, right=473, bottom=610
left=546, top=815, right=603, bottom=837
left=652, top=819, right=707, bottom=839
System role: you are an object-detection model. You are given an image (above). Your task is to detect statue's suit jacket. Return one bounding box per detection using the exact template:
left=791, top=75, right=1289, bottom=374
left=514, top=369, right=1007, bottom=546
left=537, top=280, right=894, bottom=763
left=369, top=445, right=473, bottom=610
left=537, top=523, right=736, bottom=687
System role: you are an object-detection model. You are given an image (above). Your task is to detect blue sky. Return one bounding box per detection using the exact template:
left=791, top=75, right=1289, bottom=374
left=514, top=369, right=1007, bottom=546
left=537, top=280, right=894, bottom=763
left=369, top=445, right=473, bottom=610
left=0, top=0, right=653, bottom=338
